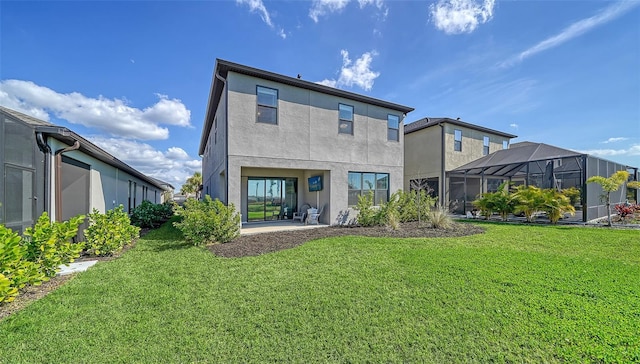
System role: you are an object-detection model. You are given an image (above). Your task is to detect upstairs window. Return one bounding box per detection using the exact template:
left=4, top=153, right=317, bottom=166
left=339, top=104, right=354, bottom=134
left=503, top=140, right=509, bottom=149
left=483, top=136, right=490, bottom=155
left=256, top=86, right=278, bottom=124
left=454, top=129, right=462, bottom=151
left=387, top=114, right=399, bottom=141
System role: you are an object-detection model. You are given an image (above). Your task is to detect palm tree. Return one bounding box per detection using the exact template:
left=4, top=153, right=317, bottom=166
left=541, top=189, right=575, bottom=224
left=512, top=185, right=545, bottom=223
left=586, top=171, right=629, bottom=226
left=181, top=171, right=203, bottom=198
left=472, top=182, right=515, bottom=221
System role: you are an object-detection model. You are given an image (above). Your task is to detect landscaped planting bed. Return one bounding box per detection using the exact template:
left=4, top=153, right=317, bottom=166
left=1, top=221, right=638, bottom=363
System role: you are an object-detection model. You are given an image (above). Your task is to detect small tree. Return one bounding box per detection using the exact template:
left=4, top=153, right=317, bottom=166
left=181, top=171, right=203, bottom=198
left=541, top=189, right=575, bottom=224
left=512, top=185, right=545, bottom=223
left=472, top=182, right=515, bottom=221
left=586, top=171, right=629, bottom=226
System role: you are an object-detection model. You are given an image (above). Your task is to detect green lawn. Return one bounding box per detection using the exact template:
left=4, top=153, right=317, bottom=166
left=1, top=222, right=639, bottom=363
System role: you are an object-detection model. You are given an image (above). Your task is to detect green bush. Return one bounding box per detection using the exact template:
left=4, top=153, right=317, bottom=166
left=130, top=200, right=174, bottom=228
left=512, top=185, right=545, bottom=222
left=0, top=225, right=45, bottom=304
left=173, top=196, right=241, bottom=245
left=472, top=182, right=515, bottom=221
left=392, top=190, right=436, bottom=223
left=22, top=213, right=85, bottom=278
left=85, top=206, right=140, bottom=256
left=561, top=186, right=581, bottom=206
left=542, top=189, right=576, bottom=224
left=354, top=192, right=384, bottom=227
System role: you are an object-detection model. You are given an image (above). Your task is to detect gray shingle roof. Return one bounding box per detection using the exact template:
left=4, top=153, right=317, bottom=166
left=404, top=117, right=517, bottom=139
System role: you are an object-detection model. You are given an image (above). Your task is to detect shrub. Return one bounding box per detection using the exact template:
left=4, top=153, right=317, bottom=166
left=541, top=189, right=575, bottom=224
left=472, top=182, right=515, bottom=221
left=354, top=192, right=384, bottom=227
left=0, top=225, right=45, bottom=304
left=392, top=190, right=436, bottom=223
left=614, top=203, right=635, bottom=220
left=22, top=213, right=86, bottom=278
left=425, top=207, right=452, bottom=229
left=173, top=196, right=241, bottom=245
left=85, top=206, right=140, bottom=256
left=561, top=186, right=581, bottom=206
left=512, top=185, right=545, bottom=223
left=130, top=200, right=175, bottom=228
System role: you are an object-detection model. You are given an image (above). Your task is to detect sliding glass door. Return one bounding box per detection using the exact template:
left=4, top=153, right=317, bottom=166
left=247, top=177, right=297, bottom=222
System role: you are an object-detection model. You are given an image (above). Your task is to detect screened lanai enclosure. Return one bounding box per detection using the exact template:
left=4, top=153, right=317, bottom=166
left=448, top=142, right=638, bottom=222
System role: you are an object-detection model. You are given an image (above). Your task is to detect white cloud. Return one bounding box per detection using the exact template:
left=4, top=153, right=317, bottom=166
left=430, top=0, right=495, bottom=35
left=510, top=123, right=518, bottom=129
left=579, top=144, right=640, bottom=158
left=89, top=137, right=201, bottom=188
left=318, top=50, right=380, bottom=91
left=237, top=0, right=273, bottom=26
left=0, top=79, right=191, bottom=140
left=501, top=1, right=640, bottom=67
left=310, top=0, right=387, bottom=23
left=310, top=0, right=350, bottom=22
left=236, top=0, right=286, bottom=39
left=601, top=137, right=629, bottom=144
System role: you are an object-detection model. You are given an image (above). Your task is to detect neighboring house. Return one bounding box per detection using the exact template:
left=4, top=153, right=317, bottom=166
left=199, top=59, right=414, bottom=224
left=0, top=106, right=169, bottom=233
left=449, top=141, right=638, bottom=222
left=404, top=117, right=517, bottom=209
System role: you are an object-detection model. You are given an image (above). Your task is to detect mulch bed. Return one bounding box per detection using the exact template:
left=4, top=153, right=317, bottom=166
left=209, top=221, right=485, bottom=258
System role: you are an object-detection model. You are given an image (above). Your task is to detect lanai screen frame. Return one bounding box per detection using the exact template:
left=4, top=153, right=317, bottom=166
left=449, top=152, right=638, bottom=222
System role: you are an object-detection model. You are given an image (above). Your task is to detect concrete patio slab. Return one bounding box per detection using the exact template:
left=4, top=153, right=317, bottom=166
left=240, top=221, right=328, bottom=235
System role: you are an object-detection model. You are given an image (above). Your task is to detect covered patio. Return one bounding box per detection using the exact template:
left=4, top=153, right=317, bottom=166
left=240, top=220, right=328, bottom=235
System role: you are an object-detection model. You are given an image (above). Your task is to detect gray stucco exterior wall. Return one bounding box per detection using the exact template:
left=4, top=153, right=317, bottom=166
left=202, top=70, right=409, bottom=224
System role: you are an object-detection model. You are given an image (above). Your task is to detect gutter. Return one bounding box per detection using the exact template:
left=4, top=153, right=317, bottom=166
left=54, top=140, right=80, bottom=221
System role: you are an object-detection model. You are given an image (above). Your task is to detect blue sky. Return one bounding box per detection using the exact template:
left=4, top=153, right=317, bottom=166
left=1, top=0, right=639, bottom=189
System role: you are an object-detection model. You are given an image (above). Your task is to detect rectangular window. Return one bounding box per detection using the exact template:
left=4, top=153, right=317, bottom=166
left=339, top=104, right=354, bottom=135
left=454, top=129, right=462, bottom=151
left=483, top=136, right=490, bottom=155
left=256, top=86, right=278, bottom=124
left=503, top=140, right=508, bottom=149
left=348, top=172, right=389, bottom=206
left=387, top=114, right=399, bottom=141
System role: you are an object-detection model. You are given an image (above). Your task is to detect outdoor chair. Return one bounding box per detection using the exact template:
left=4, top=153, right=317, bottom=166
left=292, top=204, right=311, bottom=223
left=306, top=204, right=324, bottom=225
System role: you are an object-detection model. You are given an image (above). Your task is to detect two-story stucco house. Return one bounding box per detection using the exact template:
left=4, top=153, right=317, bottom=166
left=404, top=117, right=517, bottom=212
left=199, top=59, right=414, bottom=224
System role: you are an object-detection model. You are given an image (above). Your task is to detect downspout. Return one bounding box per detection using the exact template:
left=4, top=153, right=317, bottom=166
left=215, top=70, right=229, bottom=205
left=35, top=132, right=52, bottom=216
left=439, top=122, right=446, bottom=208
left=54, top=140, right=80, bottom=221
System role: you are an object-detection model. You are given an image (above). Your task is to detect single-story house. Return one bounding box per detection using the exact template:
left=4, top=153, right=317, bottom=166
left=0, top=106, right=170, bottom=233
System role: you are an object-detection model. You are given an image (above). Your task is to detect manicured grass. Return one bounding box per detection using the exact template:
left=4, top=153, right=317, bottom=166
left=1, top=222, right=639, bottom=363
